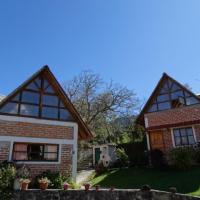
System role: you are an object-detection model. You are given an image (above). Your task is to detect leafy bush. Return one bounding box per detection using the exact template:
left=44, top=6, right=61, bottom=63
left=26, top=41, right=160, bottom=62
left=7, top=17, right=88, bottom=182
left=194, top=148, right=200, bottom=164
left=116, top=147, right=129, bottom=167
left=0, top=162, right=16, bottom=200
left=168, top=147, right=195, bottom=170
left=150, top=149, right=165, bottom=168
left=33, top=170, right=68, bottom=189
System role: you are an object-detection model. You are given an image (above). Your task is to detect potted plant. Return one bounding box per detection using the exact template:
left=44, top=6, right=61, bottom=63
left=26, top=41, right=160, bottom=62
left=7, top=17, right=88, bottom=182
left=38, top=177, right=51, bottom=190
left=14, top=165, right=30, bottom=190
left=19, top=178, right=31, bottom=190
left=84, top=183, right=90, bottom=191
left=63, top=182, right=70, bottom=190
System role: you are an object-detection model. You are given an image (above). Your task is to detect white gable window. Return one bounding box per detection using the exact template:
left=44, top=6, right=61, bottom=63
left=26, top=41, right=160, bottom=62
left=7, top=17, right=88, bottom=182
left=173, top=127, right=195, bottom=146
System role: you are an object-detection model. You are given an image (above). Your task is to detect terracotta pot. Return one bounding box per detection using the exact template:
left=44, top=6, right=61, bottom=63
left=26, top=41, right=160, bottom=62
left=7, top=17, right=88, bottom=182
left=110, top=186, right=115, bottom=191
left=20, top=182, right=29, bottom=190
left=63, top=184, right=69, bottom=190
left=84, top=183, right=90, bottom=191
left=40, top=182, right=49, bottom=190
left=95, top=185, right=100, bottom=191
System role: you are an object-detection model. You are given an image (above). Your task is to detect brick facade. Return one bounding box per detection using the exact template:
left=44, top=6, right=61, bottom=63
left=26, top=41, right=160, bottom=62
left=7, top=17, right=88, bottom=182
left=0, top=120, right=73, bottom=139
left=0, top=118, right=76, bottom=177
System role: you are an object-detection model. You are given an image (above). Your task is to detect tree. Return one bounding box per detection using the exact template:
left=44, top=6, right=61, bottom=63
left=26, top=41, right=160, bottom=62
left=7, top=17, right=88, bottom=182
left=63, top=70, right=140, bottom=144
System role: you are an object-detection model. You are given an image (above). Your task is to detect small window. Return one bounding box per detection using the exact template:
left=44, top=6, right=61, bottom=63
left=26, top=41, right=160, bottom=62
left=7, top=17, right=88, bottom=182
left=171, top=90, right=184, bottom=100
left=42, top=106, right=58, bottom=119
left=20, top=104, right=39, bottom=116
left=60, top=109, right=72, bottom=120
left=42, top=95, right=58, bottom=106
left=173, top=127, right=195, bottom=146
left=171, top=83, right=181, bottom=92
left=0, top=102, right=19, bottom=114
left=157, top=94, right=169, bottom=102
left=26, top=82, right=39, bottom=91
left=12, top=143, right=59, bottom=162
left=186, top=97, right=199, bottom=105
left=148, top=104, right=157, bottom=112
left=158, top=102, right=171, bottom=110
left=21, top=91, right=40, bottom=104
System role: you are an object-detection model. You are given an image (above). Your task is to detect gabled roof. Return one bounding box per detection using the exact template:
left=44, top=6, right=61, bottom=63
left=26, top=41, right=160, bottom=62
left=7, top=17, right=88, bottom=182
left=136, top=73, right=200, bottom=125
left=0, top=66, right=93, bottom=140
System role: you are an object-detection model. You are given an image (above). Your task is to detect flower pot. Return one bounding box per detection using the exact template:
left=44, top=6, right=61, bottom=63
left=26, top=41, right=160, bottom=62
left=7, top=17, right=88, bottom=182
left=40, top=182, right=49, bottom=190
left=84, top=183, right=90, bottom=191
left=20, top=182, right=29, bottom=190
left=63, top=183, right=69, bottom=190
left=110, top=186, right=115, bottom=191
left=95, top=185, right=100, bottom=191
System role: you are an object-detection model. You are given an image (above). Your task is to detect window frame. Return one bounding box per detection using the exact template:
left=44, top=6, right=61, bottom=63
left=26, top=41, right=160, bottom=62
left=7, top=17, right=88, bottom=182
left=172, top=127, right=196, bottom=147
left=12, top=142, right=59, bottom=162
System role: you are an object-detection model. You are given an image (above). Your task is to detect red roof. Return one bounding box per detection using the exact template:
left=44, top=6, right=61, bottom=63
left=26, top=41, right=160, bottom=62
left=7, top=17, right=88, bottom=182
left=145, top=104, right=200, bottom=130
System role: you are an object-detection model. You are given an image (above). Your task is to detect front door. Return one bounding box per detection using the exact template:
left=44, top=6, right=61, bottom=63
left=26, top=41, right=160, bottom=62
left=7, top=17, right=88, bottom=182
left=150, top=131, right=164, bottom=151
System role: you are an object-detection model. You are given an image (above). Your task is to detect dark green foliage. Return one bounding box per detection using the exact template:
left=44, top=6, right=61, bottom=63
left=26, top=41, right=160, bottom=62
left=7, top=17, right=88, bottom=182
left=150, top=149, right=166, bottom=168
left=116, top=147, right=129, bottom=167
left=0, top=162, right=16, bottom=200
left=168, top=147, right=195, bottom=170
left=118, top=140, right=148, bottom=166
left=33, top=170, right=68, bottom=189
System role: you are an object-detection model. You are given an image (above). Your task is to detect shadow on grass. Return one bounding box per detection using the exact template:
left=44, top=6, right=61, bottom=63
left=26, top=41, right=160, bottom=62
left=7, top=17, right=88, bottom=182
left=91, top=167, right=200, bottom=195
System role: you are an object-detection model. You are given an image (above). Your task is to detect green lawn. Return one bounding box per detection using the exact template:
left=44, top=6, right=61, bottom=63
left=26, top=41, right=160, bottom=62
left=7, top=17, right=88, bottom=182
left=90, top=167, right=200, bottom=196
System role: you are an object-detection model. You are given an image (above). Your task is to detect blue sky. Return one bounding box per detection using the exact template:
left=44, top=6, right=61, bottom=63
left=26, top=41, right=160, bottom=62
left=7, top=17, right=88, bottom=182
left=1, top=1, right=200, bottom=103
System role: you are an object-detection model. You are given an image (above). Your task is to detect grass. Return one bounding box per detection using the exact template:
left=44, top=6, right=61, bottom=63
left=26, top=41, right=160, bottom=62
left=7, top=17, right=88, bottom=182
left=90, top=167, right=200, bottom=196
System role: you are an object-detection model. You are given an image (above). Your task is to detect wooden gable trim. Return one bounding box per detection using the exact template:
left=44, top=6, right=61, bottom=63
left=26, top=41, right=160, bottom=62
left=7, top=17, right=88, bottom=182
left=136, top=73, right=200, bottom=125
left=0, top=66, right=93, bottom=140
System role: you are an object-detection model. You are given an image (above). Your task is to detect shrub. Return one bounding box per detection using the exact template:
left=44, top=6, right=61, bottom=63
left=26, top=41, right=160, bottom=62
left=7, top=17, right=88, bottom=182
left=150, top=149, right=165, bottom=168
left=116, top=147, right=129, bottom=167
left=33, top=170, right=68, bottom=189
left=168, top=147, right=195, bottom=170
left=0, top=162, right=16, bottom=200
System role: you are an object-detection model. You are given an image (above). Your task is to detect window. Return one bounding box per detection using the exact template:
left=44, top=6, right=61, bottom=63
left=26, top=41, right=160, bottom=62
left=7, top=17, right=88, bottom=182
left=147, top=78, right=200, bottom=113
left=21, top=91, right=40, bottom=104
left=20, top=104, right=39, bottom=116
left=12, top=143, right=59, bottom=162
left=0, top=102, right=19, bottom=114
left=173, top=127, right=195, bottom=146
left=42, top=95, right=58, bottom=106
left=42, top=107, right=58, bottom=119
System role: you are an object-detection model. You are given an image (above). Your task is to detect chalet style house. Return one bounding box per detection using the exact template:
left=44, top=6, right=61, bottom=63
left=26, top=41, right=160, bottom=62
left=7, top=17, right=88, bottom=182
left=0, top=66, right=93, bottom=180
left=137, top=73, right=200, bottom=153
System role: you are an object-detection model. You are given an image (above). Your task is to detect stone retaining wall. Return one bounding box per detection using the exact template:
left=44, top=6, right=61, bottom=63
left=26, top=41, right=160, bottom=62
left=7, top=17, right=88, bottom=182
left=12, top=189, right=200, bottom=200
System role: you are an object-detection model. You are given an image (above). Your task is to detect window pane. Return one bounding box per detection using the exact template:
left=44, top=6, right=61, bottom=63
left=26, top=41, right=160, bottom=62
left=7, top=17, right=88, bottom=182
left=60, top=101, right=65, bottom=108
left=157, top=94, right=169, bottom=102
left=0, top=102, right=19, bottom=114
left=171, top=91, right=184, bottom=100
left=26, top=82, right=39, bottom=91
left=35, top=77, right=42, bottom=88
left=42, top=107, right=58, bottom=119
left=173, top=129, right=180, bottom=137
left=186, top=128, right=193, bottom=136
left=180, top=129, right=186, bottom=136
left=158, top=102, right=171, bottom=110
left=60, top=109, right=72, bottom=120
left=12, top=94, right=20, bottom=101
left=43, top=79, right=50, bottom=89
left=42, top=95, right=58, bottom=106
left=44, top=145, right=58, bottom=153
left=175, top=137, right=181, bottom=146
left=171, top=83, right=181, bottom=92
left=44, top=153, right=58, bottom=160
left=181, top=136, right=188, bottom=145
left=148, top=104, right=157, bottom=112
left=20, top=104, right=39, bottom=116
left=45, top=85, right=55, bottom=93
left=13, top=152, right=27, bottom=160
left=188, top=136, right=195, bottom=144
left=28, top=144, right=43, bottom=161
left=14, top=144, right=27, bottom=151
left=22, top=91, right=40, bottom=104
left=186, top=97, right=199, bottom=105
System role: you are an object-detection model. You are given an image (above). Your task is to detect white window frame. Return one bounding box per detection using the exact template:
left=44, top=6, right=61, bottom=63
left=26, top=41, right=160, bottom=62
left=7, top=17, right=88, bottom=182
left=171, top=125, right=197, bottom=148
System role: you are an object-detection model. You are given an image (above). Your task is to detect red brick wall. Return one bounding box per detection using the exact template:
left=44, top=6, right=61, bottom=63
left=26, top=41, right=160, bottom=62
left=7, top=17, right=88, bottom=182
left=0, top=119, right=75, bottom=177
left=0, top=120, right=73, bottom=139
